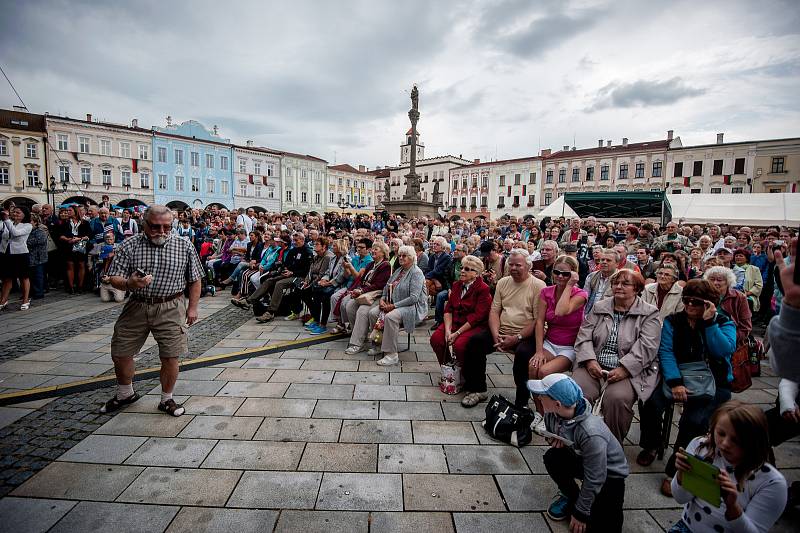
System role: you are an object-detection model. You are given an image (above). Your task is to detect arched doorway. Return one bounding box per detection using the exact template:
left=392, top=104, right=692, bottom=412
left=118, top=199, right=148, bottom=209
left=308, top=210, right=320, bottom=217
left=247, top=205, right=267, bottom=213
left=286, top=210, right=300, bottom=217
left=166, top=200, right=190, bottom=211
left=1, top=196, right=37, bottom=211
left=207, top=202, right=228, bottom=210
left=62, top=195, right=97, bottom=207
left=449, top=214, right=462, bottom=222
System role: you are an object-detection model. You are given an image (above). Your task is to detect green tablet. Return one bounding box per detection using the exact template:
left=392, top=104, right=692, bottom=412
left=682, top=453, right=722, bottom=507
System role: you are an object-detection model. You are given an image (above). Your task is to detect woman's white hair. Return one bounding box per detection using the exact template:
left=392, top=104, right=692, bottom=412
left=508, top=248, right=532, bottom=266
left=432, top=236, right=449, bottom=248
left=461, top=254, right=484, bottom=274
left=703, top=265, right=736, bottom=287
left=397, top=245, right=417, bottom=266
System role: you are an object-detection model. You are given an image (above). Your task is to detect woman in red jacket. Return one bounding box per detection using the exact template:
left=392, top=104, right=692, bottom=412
left=430, top=255, right=493, bottom=406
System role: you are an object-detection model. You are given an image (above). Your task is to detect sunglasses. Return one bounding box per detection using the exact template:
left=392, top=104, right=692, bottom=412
left=552, top=269, right=572, bottom=277
left=682, top=297, right=708, bottom=307
left=461, top=266, right=477, bottom=273
left=148, top=224, right=173, bottom=232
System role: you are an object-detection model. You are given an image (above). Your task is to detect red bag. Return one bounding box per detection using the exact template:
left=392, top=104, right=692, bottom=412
left=730, top=344, right=752, bottom=393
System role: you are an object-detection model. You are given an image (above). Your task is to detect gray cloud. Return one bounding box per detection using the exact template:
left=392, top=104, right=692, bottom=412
left=588, top=78, right=707, bottom=111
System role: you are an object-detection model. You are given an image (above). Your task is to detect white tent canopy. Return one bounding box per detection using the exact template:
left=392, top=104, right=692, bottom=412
left=536, top=196, right=577, bottom=219
left=668, top=193, right=800, bottom=226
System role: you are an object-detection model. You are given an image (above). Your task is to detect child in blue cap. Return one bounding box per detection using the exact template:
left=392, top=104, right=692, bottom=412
left=528, top=373, right=629, bottom=533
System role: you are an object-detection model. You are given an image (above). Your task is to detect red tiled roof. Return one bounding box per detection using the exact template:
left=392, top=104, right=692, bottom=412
left=44, top=113, right=153, bottom=135
left=367, top=168, right=391, bottom=177
left=457, top=155, right=542, bottom=169
left=328, top=163, right=367, bottom=174
left=546, top=139, right=670, bottom=160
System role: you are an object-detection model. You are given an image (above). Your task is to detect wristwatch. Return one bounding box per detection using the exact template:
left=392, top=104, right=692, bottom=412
left=516, top=334, right=523, bottom=342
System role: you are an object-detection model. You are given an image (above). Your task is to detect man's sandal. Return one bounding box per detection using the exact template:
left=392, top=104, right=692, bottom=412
left=99, top=393, right=140, bottom=414
left=158, top=398, right=186, bottom=417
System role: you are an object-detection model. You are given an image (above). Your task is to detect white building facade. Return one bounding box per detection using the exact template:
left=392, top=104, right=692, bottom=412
left=281, top=152, right=328, bottom=214
left=0, top=109, right=48, bottom=207
left=449, top=157, right=543, bottom=219
left=387, top=156, right=473, bottom=205
left=666, top=135, right=756, bottom=195
left=327, top=164, right=376, bottom=212
left=233, top=143, right=281, bottom=212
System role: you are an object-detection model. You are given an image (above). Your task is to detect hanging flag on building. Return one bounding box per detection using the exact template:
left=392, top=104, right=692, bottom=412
left=248, top=175, right=254, bottom=184
left=683, top=176, right=690, bottom=187
left=723, top=175, right=731, bottom=185
left=132, top=159, right=138, bottom=173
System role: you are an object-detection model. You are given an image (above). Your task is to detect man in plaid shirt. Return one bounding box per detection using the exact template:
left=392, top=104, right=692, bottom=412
left=100, top=205, right=203, bottom=416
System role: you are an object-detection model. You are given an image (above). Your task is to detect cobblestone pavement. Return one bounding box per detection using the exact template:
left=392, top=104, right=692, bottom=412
left=0, top=308, right=796, bottom=532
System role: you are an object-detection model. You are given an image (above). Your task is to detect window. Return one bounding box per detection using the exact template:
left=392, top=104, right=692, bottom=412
left=673, top=162, right=683, bottom=177
left=79, top=136, right=90, bottom=154
left=26, top=143, right=37, bottom=158
left=205, top=154, right=214, bottom=169
left=121, top=171, right=131, bottom=187
left=255, top=186, right=262, bottom=198
left=254, top=161, right=261, bottom=175
left=617, top=188, right=626, bottom=192
left=600, top=165, right=609, bottom=180
left=771, top=157, right=785, bottom=173
left=240, top=184, right=247, bottom=196
left=27, top=169, right=39, bottom=187
left=527, top=194, right=535, bottom=206
left=174, top=149, right=183, bottom=165
left=80, top=167, right=91, bottom=184
left=731, top=186, right=743, bottom=194
left=571, top=168, right=580, bottom=182
left=99, top=139, right=111, bottom=156
left=157, top=147, right=167, bottom=163
left=619, top=164, right=628, bottom=179
left=514, top=173, right=521, bottom=185
left=471, top=176, right=478, bottom=188
left=652, top=161, right=662, bottom=177
left=191, top=152, right=200, bottom=167
left=206, top=179, right=215, bottom=193
left=546, top=170, right=553, bottom=184
left=0, top=168, right=8, bottom=185
left=140, top=172, right=150, bottom=188
left=481, top=196, right=488, bottom=207
left=0, top=139, right=7, bottom=155
left=544, top=192, right=552, bottom=205
left=57, top=134, right=69, bottom=151
left=191, top=177, right=199, bottom=192
left=120, top=142, right=130, bottom=158
left=330, top=192, right=334, bottom=203
left=102, top=169, right=112, bottom=186
left=315, top=192, right=321, bottom=204
left=138, top=144, right=149, bottom=160
left=692, top=161, right=703, bottom=176
left=710, top=187, right=722, bottom=194
left=158, top=174, right=167, bottom=190
left=452, top=180, right=458, bottom=190
left=221, top=181, right=228, bottom=195
left=691, top=188, right=701, bottom=194
left=266, top=163, right=273, bottom=176
left=302, top=169, right=307, bottom=178
left=713, top=159, right=723, bottom=175
left=734, top=158, right=745, bottom=174
left=496, top=196, right=503, bottom=207
left=512, top=195, right=520, bottom=207
left=586, top=166, right=594, bottom=181
left=176, top=175, right=184, bottom=191
left=301, top=192, right=307, bottom=203
left=558, top=169, right=566, bottom=183
left=635, top=162, right=645, bottom=178
left=462, top=179, right=467, bottom=189
left=220, top=156, right=228, bottom=170
left=286, top=190, right=293, bottom=202
left=482, top=175, right=488, bottom=187
left=499, top=175, right=505, bottom=186
left=529, top=172, right=536, bottom=184
left=239, top=159, right=247, bottom=173
left=286, top=167, right=292, bottom=178
left=671, top=189, right=682, bottom=194
left=58, top=164, right=70, bottom=182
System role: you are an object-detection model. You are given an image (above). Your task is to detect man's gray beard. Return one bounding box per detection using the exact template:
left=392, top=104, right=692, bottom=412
left=149, top=235, right=168, bottom=246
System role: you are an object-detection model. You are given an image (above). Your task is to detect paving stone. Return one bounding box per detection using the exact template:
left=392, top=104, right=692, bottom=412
left=253, top=417, right=342, bottom=442
left=49, top=501, right=178, bottom=533
left=165, top=507, right=279, bottom=533
left=216, top=381, right=288, bottom=398
left=285, top=383, right=355, bottom=399
left=378, top=444, right=448, bottom=473
left=353, top=384, right=406, bottom=401
left=57, top=435, right=148, bottom=464
left=269, top=369, right=335, bottom=384
left=124, top=437, right=217, bottom=467
left=11, top=462, right=144, bottom=501
left=496, top=475, right=557, bottom=511
left=648, top=509, right=683, bottom=531
left=44, top=362, right=112, bottom=377
left=149, top=380, right=226, bottom=397
left=413, top=421, right=479, bottom=444
left=281, top=348, right=328, bottom=359
left=403, top=474, right=506, bottom=511
left=390, top=372, right=433, bottom=386
left=379, top=401, right=443, bottom=420
left=176, top=367, right=225, bottom=381
left=178, top=415, right=263, bottom=440
left=0, top=373, right=54, bottom=389
left=774, top=440, right=800, bottom=468
left=215, top=368, right=275, bottom=382
left=0, top=497, right=77, bottom=533
left=299, top=442, right=377, bottom=472
left=401, top=362, right=441, bottom=373
left=623, top=472, right=683, bottom=509
left=316, top=472, right=403, bottom=510
left=242, top=357, right=303, bottom=369
left=228, top=471, right=323, bottom=509
left=117, top=466, right=241, bottom=506
left=95, top=413, right=194, bottom=437
left=0, top=360, right=61, bottom=374
left=370, top=512, right=455, bottom=533
left=313, top=400, right=378, bottom=419
left=357, top=361, right=393, bottom=372
left=273, top=510, right=369, bottom=532
left=236, top=398, right=317, bottom=417
left=441, top=402, right=486, bottom=421
left=518, top=446, right=549, bottom=474
left=14, top=350, right=65, bottom=362
left=405, top=385, right=463, bottom=401
left=300, top=360, right=360, bottom=371
left=454, top=512, right=548, bottom=532
left=202, top=440, right=304, bottom=470
left=620, top=509, right=664, bottom=532
left=339, top=420, right=412, bottom=443
left=181, top=395, right=245, bottom=415
left=0, top=407, right=34, bottom=429
left=332, top=371, right=389, bottom=385
left=444, top=444, right=530, bottom=474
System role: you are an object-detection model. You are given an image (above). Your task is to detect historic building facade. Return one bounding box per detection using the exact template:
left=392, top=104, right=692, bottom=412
left=0, top=109, right=48, bottom=207
left=665, top=134, right=756, bottom=195
left=232, top=142, right=281, bottom=212
left=281, top=152, right=328, bottom=214
left=327, top=164, right=376, bottom=213
left=752, top=137, right=800, bottom=193
left=45, top=114, right=154, bottom=208
left=152, top=120, right=234, bottom=210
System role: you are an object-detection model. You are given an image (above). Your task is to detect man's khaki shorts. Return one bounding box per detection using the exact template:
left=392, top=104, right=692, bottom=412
left=111, top=297, right=188, bottom=359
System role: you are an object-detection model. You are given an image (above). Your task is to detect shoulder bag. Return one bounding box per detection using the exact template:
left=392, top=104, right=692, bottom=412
left=730, top=343, right=752, bottom=393
left=355, top=290, right=381, bottom=305
left=661, top=361, right=716, bottom=402
left=481, top=395, right=534, bottom=447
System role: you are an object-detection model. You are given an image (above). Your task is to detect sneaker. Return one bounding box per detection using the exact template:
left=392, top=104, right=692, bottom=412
left=20, top=302, right=30, bottom=310
left=547, top=493, right=571, bottom=521
left=284, top=312, right=299, bottom=321
left=532, top=411, right=547, bottom=436
left=256, top=312, right=274, bottom=323
left=308, top=323, right=327, bottom=335
left=376, top=353, right=400, bottom=366
left=344, top=345, right=366, bottom=355
left=304, top=318, right=317, bottom=328
left=299, top=314, right=312, bottom=323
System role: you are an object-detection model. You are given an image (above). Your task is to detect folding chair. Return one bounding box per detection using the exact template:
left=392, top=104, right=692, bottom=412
left=657, top=401, right=676, bottom=460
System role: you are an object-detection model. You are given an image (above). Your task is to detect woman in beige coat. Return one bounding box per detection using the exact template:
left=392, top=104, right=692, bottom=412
left=641, top=263, right=685, bottom=321
left=573, top=269, right=662, bottom=444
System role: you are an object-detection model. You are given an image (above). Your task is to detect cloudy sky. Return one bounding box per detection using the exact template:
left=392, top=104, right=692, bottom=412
left=2, top=0, right=798, bottom=168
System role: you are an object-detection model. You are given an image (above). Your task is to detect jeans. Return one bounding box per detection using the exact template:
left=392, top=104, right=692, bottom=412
left=30, top=264, right=46, bottom=299
left=434, top=289, right=449, bottom=324
left=228, top=262, right=250, bottom=282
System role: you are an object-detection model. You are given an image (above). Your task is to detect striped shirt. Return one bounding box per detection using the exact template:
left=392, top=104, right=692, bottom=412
left=597, top=311, right=624, bottom=369
left=107, top=233, right=203, bottom=298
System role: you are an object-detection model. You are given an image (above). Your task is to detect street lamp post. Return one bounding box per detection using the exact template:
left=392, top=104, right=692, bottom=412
left=38, top=175, right=67, bottom=206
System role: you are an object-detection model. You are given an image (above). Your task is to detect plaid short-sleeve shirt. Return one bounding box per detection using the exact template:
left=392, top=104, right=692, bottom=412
left=107, top=233, right=203, bottom=298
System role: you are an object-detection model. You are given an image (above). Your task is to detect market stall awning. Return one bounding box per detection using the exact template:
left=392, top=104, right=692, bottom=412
left=561, top=191, right=671, bottom=222
left=668, top=193, right=800, bottom=226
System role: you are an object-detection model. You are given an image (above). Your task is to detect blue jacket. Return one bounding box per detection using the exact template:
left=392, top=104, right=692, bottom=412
left=425, top=251, right=453, bottom=286
left=658, top=311, right=737, bottom=388
left=89, top=217, right=123, bottom=244
left=750, top=253, right=769, bottom=282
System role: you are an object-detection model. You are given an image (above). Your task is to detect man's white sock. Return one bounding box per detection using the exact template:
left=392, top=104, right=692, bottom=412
left=161, top=392, right=173, bottom=403
left=116, top=383, right=134, bottom=400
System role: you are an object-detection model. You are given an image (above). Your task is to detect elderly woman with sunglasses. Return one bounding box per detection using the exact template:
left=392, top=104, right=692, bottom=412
left=430, top=255, right=492, bottom=405
left=641, top=263, right=685, bottom=321
left=573, top=269, right=662, bottom=445
left=636, top=279, right=736, bottom=497
left=704, top=266, right=752, bottom=348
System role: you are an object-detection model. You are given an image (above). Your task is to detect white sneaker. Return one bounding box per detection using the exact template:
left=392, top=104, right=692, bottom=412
left=344, top=345, right=366, bottom=355
left=376, top=353, right=399, bottom=366
left=532, top=411, right=547, bottom=435
left=367, top=347, right=382, bottom=357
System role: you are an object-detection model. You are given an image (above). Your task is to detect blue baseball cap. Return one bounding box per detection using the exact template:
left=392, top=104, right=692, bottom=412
left=527, top=374, right=583, bottom=407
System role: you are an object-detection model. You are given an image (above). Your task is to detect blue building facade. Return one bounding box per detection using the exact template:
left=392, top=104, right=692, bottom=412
left=152, top=120, right=234, bottom=210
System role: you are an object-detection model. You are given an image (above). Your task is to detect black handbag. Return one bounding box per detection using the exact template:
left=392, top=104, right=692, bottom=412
left=481, top=395, right=534, bottom=447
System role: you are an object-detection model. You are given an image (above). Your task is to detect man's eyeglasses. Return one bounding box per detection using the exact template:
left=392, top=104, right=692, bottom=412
left=682, top=297, right=708, bottom=307
left=148, top=224, right=172, bottom=232
left=552, top=269, right=572, bottom=277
